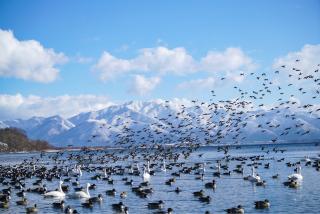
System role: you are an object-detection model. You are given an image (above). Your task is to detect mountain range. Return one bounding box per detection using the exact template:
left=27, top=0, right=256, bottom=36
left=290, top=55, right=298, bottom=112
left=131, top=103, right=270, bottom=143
left=0, top=100, right=319, bottom=147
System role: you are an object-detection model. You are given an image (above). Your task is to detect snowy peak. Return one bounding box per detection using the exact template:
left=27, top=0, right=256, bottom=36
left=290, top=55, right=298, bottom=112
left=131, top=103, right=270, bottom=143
left=0, top=100, right=319, bottom=147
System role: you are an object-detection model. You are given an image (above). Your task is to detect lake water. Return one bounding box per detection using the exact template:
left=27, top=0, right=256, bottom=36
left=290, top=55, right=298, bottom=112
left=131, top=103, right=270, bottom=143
left=0, top=143, right=320, bottom=214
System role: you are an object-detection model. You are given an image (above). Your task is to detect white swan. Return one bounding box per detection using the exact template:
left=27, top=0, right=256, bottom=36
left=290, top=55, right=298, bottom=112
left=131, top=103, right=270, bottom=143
left=246, top=167, right=261, bottom=182
left=161, top=160, right=166, bottom=172
left=143, top=167, right=150, bottom=181
left=44, top=181, right=65, bottom=197
left=72, top=183, right=91, bottom=198
left=147, top=161, right=151, bottom=173
left=288, top=166, right=303, bottom=182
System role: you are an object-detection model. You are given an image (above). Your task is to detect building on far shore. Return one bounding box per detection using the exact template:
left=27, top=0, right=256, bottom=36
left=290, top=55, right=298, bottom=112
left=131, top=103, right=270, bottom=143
left=0, top=141, right=8, bottom=151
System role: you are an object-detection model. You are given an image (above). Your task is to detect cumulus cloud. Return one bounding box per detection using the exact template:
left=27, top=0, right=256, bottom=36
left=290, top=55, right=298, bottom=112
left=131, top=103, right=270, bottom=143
left=273, top=44, right=320, bottom=76
left=0, top=29, right=68, bottom=83
left=129, top=75, right=161, bottom=96
left=201, top=47, right=256, bottom=73
left=0, top=94, right=113, bottom=120
left=93, top=46, right=255, bottom=81
left=177, top=77, right=216, bottom=90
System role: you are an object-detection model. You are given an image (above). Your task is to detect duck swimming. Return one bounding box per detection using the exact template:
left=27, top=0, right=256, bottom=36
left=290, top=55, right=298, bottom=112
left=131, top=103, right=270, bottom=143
left=255, top=199, right=270, bottom=209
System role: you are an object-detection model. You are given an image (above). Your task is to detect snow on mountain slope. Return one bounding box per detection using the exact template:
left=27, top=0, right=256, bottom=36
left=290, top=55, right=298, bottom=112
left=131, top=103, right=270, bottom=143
left=0, top=100, right=319, bottom=147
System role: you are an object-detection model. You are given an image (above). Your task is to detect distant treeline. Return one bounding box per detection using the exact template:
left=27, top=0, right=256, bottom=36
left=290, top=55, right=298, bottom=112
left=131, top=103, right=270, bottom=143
left=0, top=128, right=54, bottom=152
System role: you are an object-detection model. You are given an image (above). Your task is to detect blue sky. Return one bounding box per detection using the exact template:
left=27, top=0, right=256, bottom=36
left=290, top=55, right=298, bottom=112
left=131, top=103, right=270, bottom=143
left=0, top=0, right=319, bottom=119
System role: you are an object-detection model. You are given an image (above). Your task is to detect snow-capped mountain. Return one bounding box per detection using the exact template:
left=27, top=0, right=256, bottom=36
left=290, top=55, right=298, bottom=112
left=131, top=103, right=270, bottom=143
left=1, top=100, right=319, bottom=147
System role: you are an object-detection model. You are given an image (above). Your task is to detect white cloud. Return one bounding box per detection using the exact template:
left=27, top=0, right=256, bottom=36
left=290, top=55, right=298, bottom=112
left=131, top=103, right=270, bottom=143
left=201, top=47, right=256, bottom=73
left=93, top=46, right=255, bottom=81
left=0, top=29, right=68, bottom=83
left=177, top=77, right=216, bottom=90
left=273, top=44, right=320, bottom=76
left=129, top=75, right=161, bottom=96
left=0, top=94, right=113, bottom=120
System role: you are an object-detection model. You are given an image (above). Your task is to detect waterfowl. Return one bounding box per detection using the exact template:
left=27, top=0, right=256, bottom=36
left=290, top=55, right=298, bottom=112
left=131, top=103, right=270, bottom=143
left=16, top=197, right=28, bottom=205
left=106, top=188, right=116, bottom=196
left=26, top=204, right=38, bottom=213
left=90, top=194, right=103, bottom=203
left=174, top=187, right=181, bottom=193
left=82, top=200, right=94, bottom=208
left=225, top=205, right=244, bottom=214
left=72, top=183, right=91, bottom=198
left=148, top=200, right=164, bottom=209
left=0, top=201, right=9, bottom=208
left=254, top=199, right=270, bottom=209
left=205, top=180, right=216, bottom=189
left=52, top=200, right=65, bottom=209
left=288, top=166, right=303, bottom=182
left=112, top=202, right=125, bottom=212
left=154, top=207, right=173, bottom=214
left=193, top=190, right=204, bottom=197
left=120, top=192, right=127, bottom=198
left=44, top=181, right=65, bottom=198
left=64, top=206, right=75, bottom=214
left=199, top=195, right=211, bottom=203
left=143, top=167, right=151, bottom=181
left=244, top=167, right=261, bottom=182
left=288, top=180, right=300, bottom=188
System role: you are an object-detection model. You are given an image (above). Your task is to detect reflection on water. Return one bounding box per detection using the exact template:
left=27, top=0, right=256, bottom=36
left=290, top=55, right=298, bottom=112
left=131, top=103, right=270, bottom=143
left=0, top=143, right=319, bottom=214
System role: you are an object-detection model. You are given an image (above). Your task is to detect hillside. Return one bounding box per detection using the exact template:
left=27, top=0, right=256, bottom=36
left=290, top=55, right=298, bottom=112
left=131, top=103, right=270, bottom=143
left=0, top=128, right=54, bottom=152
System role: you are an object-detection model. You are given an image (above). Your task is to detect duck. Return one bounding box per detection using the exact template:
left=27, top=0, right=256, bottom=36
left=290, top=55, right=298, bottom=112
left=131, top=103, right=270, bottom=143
left=112, top=202, right=126, bottom=212
left=193, top=189, right=205, bottom=197
left=288, top=166, right=303, bottom=182
left=225, top=205, right=244, bottom=214
left=90, top=194, right=103, bottom=202
left=52, top=200, right=65, bottom=209
left=199, top=195, right=211, bottom=203
left=154, top=208, right=173, bottom=214
left=174, top=187, right=181, bottom=193
left=254, top=199, right=270, bottom=209
left=44, top=181, right=65, bottom=198
left=205, top=180, right=216, bottom=189
left=148, top=200, right=164, bottom=209
left=120, top=191, right=127, bottom=198
left=64, top=205, right=76, bottom=214
left=26, top=204, right=38, bottom=213
left=288, top=180, right=300, bottom=188
left=82, top=200, right=94, bottom=208
left=0, top=201, right=9, bottom=208
left=16, top=197, right=28, bottom=205
left=106, top=188, right=116, bottom=196
left=72, top=183, right=91, bottom=198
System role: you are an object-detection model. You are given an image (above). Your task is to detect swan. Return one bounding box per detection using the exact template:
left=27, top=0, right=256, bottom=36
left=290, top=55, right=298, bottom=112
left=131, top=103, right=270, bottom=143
left=246, top=167, right=261, bottom=182
left=143, top=167, right=150, bottom=181
left=161, top=160, right=167, bottom=172
left=44, top=181, right=65, bottom=198
left=72, top=183, right=91, bottom=198
left=288, top=166, right=303, bottom=182
left=147, top=161, right=151, bottom=173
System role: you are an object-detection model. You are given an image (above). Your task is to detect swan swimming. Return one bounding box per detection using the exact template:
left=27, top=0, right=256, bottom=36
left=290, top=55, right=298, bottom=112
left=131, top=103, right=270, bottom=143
left=288, top=166, right=303, bottom=182
left=44, top=181, right=65, bottom=198
left=72, top=183, right=91, bottom=198
left=143, top=167, right=151, bottom=181
left=246, top=167, right=261, bottom=182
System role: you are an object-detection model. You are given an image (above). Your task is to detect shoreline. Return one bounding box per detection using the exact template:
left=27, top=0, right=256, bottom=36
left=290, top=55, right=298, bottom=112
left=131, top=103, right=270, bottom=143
left=1, top=140, right=319, bottom=155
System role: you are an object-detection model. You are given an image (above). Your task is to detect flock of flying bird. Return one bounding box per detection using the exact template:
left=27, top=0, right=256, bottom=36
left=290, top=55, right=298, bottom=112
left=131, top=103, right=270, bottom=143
left=0, top=59, right=319, bottom=213
left=87, top=59, right=320, bottom=148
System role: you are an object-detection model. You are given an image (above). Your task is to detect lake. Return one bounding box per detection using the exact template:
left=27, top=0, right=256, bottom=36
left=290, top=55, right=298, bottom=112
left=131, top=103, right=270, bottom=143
left=0, top=143, right=319, bottom=214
